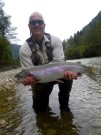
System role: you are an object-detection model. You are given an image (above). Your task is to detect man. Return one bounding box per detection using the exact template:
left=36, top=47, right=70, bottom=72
left=19, top=12, right=77, bottom=112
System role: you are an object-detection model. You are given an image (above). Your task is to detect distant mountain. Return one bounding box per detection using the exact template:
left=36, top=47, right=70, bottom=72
left=11, top=44, right=21, bottom=60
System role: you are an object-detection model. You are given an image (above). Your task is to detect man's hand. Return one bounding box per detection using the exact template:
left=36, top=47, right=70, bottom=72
left=64, top=71, right=77, bottom=80
left=21, top=77, right=38, bottom=86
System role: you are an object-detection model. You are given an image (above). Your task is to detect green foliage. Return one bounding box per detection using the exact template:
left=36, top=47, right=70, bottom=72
left=0, top=0, right=19, bottom=66
left=0, top=0, right=17, bottom=42
left=0, top=37, right=12, bottom=64
left=64, top=11, right=101, bottom=59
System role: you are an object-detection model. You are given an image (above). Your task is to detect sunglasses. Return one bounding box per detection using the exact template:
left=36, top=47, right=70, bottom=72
left=29, top=20, right=44, bottom=25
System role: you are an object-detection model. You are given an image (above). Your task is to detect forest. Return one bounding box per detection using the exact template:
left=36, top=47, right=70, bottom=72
left=63, top=11, right=101, bottom=59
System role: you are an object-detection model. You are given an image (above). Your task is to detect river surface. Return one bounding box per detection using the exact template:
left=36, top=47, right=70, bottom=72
left=0, top=57, right=101, bottom=135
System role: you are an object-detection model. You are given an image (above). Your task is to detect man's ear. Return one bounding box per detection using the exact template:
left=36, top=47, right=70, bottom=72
left=28, top=23, right=30, bottom=28
left=44, top=23, right=46, bottom=28
left=28, top=24, right=31, bottom=35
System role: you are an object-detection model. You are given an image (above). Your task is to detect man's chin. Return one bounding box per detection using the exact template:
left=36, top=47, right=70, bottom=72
left=34, top=30, right=42, bottom=33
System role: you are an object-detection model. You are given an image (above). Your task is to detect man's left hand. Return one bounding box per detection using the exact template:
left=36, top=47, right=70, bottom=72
left=64, top=71, right=77, bottom=80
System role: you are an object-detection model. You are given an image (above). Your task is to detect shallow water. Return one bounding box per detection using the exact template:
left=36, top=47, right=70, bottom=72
left=0, top=57, right=101, bottom=135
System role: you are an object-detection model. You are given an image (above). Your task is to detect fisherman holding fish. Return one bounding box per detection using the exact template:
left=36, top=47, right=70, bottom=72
left=19, top=12, right=78, bottom=112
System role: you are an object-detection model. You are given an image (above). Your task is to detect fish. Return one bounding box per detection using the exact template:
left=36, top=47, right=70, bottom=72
left=15, top=62, right=101, bottom=83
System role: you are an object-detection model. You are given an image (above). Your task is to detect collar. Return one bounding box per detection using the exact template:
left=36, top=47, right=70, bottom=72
left=44, top=34, right=50, bottom=43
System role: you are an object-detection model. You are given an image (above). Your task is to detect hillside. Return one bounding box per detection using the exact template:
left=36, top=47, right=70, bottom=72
left=63, top=11, right=101, bottom=59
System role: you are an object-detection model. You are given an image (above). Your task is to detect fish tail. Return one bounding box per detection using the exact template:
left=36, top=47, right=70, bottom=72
left=90, top=66, right=101, bottom=75
left=87, top=66, right=101, bottom=82
left=88, top=74, right=98, bottom=82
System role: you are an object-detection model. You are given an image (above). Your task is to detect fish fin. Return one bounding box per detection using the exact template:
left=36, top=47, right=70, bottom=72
left=85, top=66, right=100, bottom=82
left=28, top=88, right=32, bottom=91
left=88, top=74, right=99, bottom=82
left=55, top=80, right=64, bottom=83
left=86, top=68, right=100, bottom=82
left=90, top=67, right=101, bottom=75
left=76, top=61, right=81, bottom=64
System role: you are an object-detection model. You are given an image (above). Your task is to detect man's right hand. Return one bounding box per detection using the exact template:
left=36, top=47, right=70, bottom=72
left=22, top=77, right=38, bottom=86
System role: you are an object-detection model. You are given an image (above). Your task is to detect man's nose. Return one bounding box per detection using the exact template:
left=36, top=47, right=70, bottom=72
left=35, top=22, right=39, bottom=26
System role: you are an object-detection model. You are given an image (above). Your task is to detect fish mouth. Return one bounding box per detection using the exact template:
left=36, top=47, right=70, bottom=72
left=15, top=74, right=19, bottom=78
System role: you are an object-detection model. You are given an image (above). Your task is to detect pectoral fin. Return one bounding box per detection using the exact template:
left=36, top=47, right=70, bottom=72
left=55, top=80, right=64, bottom=83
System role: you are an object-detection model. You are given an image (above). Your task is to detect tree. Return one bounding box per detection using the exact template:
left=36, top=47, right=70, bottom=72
left=0, top=0, right=18, bottom=42
left=0, top=0, right=18, bottom=65
left=0, top=0, right=4, bottom=38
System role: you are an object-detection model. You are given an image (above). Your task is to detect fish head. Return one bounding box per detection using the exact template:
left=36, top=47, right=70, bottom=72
left=15, top=70, right=28, bottom=80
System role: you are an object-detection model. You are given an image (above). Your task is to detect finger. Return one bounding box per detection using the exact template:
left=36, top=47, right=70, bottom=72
left=21, top=79, right=29, bottom=85
left=64, top=71, right=77, bottom=80
left=64, top=71, right=68, bottom=80
left=29, top=77, right=33, bottom=83
left=68, top=71, right=73, bottom=80
left=64, top=71, right=72, bottom=80
left=28, top=76, right=38, bottom=84
left=72, top=72, right=77, bottom=80
left=21, top=77, right=31, bottom=85
left=69, top=71, right=77, bottom=80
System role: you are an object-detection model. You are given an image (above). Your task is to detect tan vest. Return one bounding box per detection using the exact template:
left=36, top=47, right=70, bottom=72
left=26, top=33, right=53, bottom=65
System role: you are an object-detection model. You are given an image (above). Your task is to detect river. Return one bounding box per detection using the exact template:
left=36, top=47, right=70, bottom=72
left=0, top=57, right=101, bottom=135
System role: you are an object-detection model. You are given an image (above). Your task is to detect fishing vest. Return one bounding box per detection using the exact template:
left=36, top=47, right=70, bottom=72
left=26, top=33, right=53, bottom=66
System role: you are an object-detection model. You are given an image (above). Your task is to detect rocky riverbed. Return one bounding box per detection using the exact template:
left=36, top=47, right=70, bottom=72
left=0, top=68, right=22, bottom=135
left=0, top=68, right=21, bottom=91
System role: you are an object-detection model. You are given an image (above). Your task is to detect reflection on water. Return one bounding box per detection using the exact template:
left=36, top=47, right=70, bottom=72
left=35, top=107, right=78, bottom=135
left=0, top=57, right=101, bottom=135
left=14, top=85, right=79, bottom=135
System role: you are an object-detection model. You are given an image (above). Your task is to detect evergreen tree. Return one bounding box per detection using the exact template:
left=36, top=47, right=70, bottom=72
left=0, top=0, right=18, bottom=65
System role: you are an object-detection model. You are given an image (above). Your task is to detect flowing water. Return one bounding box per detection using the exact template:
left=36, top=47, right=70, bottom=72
left=0, top=57, right=101, bottom=135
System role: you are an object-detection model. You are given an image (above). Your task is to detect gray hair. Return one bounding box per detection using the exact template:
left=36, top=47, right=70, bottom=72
left=29, top=12, right=45, bottom=23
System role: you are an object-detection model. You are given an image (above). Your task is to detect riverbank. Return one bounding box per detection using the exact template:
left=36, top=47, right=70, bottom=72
left=0, top=64, right=20, bottom=72
left=0, top=68, right=21, bottom=91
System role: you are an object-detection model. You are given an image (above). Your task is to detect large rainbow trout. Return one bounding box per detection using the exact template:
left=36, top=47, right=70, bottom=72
left=15, top=62, right=100, bottom=83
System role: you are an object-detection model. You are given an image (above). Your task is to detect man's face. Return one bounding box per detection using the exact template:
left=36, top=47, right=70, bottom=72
left=29, top=14, right=45, bottom=38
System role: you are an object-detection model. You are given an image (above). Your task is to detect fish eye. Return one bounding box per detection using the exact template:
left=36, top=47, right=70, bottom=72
left=19, top=75, right=22, bottom=78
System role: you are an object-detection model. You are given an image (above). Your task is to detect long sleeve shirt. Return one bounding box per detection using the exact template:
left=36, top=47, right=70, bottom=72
left=19, top=34, right=65, bottom=69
